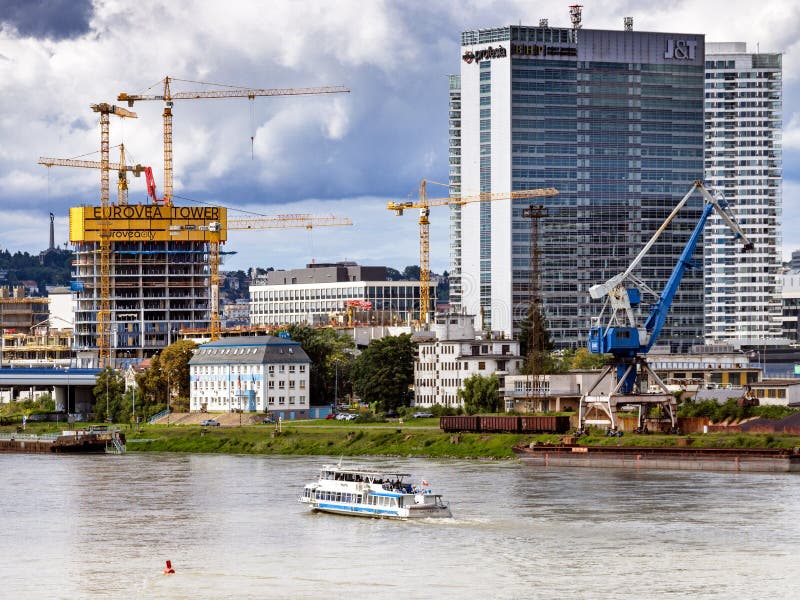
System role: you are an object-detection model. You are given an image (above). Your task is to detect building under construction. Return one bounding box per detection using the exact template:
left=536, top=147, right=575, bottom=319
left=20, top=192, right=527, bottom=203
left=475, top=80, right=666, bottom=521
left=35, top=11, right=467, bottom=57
left=0, top=286, right=49, bottom=333
left=70, top=203, right=227, bottom=363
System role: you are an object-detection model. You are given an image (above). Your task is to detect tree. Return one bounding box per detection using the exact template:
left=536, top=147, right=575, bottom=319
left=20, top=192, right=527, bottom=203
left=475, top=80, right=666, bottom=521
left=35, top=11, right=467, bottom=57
left=93, top=367, right=126, bottom=422
left=519, top=303, right=555, bottom=374
left=160, top=339, right=197, bottom=402
left=136, top=354, right=168, bottom=419
left=568, top=347, right=609, bottom=370
left=133, top=340, right=196, bottom=414
left=458, top=374, right=500, bottom=415
left=351, top=334, right=415, bottom=412
left=385, top=267, right=402, bottom=281
left=402, top=265, right=420, bottom=280
left=435, top=270, right=450, bottom=304
left=283, top=325, right=355, bottom=405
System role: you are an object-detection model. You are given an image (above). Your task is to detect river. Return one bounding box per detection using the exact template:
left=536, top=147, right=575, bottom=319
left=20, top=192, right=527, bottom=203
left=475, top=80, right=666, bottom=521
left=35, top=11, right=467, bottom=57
left=0, top=453, right=798, bottom=599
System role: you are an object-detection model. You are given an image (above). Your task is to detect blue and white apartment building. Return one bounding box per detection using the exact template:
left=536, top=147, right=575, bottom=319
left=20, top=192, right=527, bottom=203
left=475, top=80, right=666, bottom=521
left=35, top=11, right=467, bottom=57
left=188, top=336, right=311, bottom=419
left=450, top=22, right=707, bottom=351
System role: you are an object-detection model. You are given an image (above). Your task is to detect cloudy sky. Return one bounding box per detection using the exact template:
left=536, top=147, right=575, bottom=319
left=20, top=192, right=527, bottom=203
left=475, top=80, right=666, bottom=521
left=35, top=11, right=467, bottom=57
left=0, top=0, right=798, bottom=274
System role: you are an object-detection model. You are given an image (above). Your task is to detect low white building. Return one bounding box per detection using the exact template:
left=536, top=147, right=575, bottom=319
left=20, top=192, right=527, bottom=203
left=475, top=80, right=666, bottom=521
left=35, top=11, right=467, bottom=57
left=189, top=335, right=311, bottom=419
left=413, top=314, right=522, bottom=409
left=504, top=371, right=612, bottom=413
left=249, top=262, right=433, bottom=327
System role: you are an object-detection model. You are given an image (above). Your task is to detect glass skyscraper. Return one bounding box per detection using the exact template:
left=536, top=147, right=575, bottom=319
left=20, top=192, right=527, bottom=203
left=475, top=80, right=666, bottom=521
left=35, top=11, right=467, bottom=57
left=452, top=25, right=706, bottom=352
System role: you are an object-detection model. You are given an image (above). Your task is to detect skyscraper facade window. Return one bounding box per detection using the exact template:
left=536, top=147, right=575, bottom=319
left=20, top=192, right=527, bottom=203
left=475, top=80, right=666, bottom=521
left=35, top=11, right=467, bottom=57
left=452, top=25, right=706, bottom=351
left=703, top=43, right=783, bottom=345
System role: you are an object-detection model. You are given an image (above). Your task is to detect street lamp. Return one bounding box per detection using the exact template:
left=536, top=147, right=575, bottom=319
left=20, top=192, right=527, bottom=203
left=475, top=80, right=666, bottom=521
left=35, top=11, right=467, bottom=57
left=106, top=367, right=110, bottom=422
left=167, top=369, right=171, bottom=426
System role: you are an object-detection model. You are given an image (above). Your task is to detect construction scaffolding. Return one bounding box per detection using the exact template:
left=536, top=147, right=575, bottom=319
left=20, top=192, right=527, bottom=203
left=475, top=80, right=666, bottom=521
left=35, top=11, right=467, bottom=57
left=70, top=204, right=227, bottom=362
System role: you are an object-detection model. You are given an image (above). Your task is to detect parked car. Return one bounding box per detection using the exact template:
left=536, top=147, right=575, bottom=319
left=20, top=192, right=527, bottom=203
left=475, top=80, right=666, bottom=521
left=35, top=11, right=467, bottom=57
left=200, top=419, right=220, bottom=427
left=384, top=410, right=399, bottom=419
left=262, top=416, right=276, bottom=424
left=413, top=412, right=433, bottom=419
left=325, top=413, right=336, bottom=420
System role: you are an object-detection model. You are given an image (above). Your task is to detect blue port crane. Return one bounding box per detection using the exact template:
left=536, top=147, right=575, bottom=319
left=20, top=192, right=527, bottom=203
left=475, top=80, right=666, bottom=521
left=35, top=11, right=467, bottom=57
left=579, top=181, right=753, bottom=431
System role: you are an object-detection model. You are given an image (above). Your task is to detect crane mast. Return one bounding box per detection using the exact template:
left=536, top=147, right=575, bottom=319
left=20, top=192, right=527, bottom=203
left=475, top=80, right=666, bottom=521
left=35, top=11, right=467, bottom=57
left=170, top=214, right=353, bottom=340
left=579, top=181, right=753, bottom=432
left=89, top=103, right=137, bottom=367
left=118, top=76, right=349, bottom=205
left=39, top=146, right=147, bottom=206
left=388, top=181, right=559, bottom=325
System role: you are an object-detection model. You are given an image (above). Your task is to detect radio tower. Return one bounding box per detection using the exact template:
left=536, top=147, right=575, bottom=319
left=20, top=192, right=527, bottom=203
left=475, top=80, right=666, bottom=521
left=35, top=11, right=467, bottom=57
left=522, top=205, right=550, bottom=409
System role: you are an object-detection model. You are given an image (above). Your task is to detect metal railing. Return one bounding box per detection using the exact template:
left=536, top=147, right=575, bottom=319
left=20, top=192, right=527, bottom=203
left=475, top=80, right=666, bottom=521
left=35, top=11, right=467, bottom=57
left=0, top=432, right=59, bottom=441
left=106, top=437, right=126, bottom=454
left=147, top=408, right=171, bottom=424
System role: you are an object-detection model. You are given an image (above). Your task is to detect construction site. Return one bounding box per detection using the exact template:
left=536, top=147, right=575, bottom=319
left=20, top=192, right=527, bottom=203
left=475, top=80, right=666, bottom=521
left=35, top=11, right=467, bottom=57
left=37, top=77, right=352, bottom=367
left=69, top=203, right=227, bottom=361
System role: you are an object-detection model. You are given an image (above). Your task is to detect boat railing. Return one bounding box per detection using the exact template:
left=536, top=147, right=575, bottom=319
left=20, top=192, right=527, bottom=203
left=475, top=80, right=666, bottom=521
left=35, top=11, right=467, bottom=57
left=106, top=436, right=126, bottom=454
left=0, top=432, right=59, bottom=441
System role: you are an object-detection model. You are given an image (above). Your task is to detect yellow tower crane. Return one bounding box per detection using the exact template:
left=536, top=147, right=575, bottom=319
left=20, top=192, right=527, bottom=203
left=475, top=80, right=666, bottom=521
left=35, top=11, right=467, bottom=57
left=118, top=76, right=350, bottom=205
left=39, top=144, right=147, bottom=205
left=170, top=213, right=353, bottom=340
left=89, top=103, right=137, bottom=367
left=388, top=181, right=559, bottom=324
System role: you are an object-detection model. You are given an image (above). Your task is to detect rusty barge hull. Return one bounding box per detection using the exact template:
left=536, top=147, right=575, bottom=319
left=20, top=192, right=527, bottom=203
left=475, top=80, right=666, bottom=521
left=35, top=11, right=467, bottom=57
left=0, top=431, right=124, bottom=454
left=513, top=444, right=800, bottom=473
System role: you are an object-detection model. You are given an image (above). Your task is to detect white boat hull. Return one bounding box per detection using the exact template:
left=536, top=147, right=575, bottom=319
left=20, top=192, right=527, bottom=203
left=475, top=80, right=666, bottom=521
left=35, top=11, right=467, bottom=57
left=304, top=498, right=452, bottom=519
left=300, top=463, right=452, bottom=519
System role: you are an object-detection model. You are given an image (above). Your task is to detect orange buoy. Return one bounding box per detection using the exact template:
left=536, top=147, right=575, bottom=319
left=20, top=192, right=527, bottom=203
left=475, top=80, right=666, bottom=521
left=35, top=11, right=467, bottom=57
left=164, top=560, right=175, bottom=575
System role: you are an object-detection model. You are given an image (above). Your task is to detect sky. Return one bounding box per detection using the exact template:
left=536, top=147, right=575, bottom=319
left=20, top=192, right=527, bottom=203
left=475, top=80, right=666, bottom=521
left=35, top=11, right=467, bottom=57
left=0, top=0, right=799, bottom=275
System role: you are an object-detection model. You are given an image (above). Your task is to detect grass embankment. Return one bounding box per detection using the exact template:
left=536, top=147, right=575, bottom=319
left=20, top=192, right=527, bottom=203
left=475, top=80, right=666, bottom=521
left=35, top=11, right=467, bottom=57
left=125, top=425, right=534, bottom=458
left=4, top=421, right=799, bottom=457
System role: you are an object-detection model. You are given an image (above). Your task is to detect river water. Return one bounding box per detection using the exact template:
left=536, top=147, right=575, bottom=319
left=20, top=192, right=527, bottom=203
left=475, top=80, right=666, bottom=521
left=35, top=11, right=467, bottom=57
left=0, top=452, right=798, bottom=599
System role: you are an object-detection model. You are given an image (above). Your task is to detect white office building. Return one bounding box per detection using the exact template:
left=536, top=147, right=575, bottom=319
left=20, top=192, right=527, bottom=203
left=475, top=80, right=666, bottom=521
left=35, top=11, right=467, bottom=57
left=703, top=42, right=783, bottom=345
left=249, top=262, right=433, bottom=326
left=413, top=314, right=522, bottom=408
left=188, top=336, right=311, bottom=419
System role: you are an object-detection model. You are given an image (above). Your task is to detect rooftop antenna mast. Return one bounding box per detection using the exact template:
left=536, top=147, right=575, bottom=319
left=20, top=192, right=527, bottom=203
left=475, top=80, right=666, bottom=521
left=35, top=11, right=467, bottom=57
left=569, top=5, right=583, bottom=29
left=569, top=4, right=583, bottom=44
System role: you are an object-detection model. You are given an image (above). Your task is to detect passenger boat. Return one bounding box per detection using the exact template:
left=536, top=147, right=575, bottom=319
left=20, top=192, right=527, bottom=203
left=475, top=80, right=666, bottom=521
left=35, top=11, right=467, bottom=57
left=300, top=463, right=452, bottom=519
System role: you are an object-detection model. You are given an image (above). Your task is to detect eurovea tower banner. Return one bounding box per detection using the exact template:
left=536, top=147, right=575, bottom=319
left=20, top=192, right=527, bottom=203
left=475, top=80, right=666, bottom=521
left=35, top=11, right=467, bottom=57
left=70, top=204, right=227, bottom=242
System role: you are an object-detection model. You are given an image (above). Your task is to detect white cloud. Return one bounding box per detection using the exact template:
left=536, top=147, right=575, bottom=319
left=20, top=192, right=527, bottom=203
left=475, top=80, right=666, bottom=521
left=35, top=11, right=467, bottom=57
left=222, top=194, right=450, bottom=273
left=783, top=113, right=800, bottom=150
left=0, top=0, right=798, bottom=277
left=782, top=180, right=800, bottom=261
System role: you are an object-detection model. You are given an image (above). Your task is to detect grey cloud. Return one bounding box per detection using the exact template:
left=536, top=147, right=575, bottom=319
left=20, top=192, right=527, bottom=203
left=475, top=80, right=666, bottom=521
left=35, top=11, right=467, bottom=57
left=1, top=0, right=93, bottom=40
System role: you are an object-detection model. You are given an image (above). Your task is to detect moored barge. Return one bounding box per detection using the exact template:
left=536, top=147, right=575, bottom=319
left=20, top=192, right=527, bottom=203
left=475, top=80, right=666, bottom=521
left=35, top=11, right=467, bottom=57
left=513, top=442, right=800, bottom=473
left=0, top=427, right=126, bottom=454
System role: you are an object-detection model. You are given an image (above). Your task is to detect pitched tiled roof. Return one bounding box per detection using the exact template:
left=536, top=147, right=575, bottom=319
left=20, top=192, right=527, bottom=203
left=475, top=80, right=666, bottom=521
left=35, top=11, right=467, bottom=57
left=189, top=335, right=310, bottom=365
